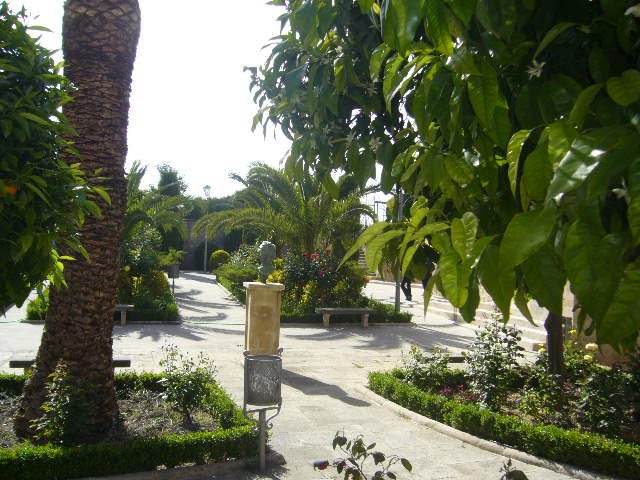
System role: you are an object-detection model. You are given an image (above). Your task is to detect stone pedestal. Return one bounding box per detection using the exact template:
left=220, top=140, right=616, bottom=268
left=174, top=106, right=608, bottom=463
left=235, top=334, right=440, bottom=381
left=243, top=282, right=285, bottom=355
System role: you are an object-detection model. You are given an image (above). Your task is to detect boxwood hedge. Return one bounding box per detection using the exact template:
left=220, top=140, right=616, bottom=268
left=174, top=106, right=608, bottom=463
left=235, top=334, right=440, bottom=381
left=0, top=372, right=258, bottom=479
left=368, top=371, right=640, bottom=479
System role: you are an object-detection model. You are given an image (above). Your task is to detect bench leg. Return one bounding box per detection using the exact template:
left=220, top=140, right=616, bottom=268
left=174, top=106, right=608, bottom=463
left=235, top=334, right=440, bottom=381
left=120, top=311, right=127, bottom=327
left=322, top=313, right=331, bottom=328
left=362, top=314, right=369, bottom=328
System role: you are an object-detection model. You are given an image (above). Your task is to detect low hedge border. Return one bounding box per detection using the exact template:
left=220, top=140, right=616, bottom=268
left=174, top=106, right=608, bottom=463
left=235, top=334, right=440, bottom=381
left=0, top=373, right=258, bottom=480
left=368, top=371, right=640, bottom=479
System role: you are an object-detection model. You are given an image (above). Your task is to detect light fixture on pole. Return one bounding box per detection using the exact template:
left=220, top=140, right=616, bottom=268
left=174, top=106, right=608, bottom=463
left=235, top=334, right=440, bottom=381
left=203, top=185, right=211, bottom=273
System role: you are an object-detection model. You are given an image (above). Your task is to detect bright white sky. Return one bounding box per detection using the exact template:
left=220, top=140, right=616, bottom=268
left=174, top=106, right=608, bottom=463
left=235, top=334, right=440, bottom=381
left=8, top=0, right=291, bottom=198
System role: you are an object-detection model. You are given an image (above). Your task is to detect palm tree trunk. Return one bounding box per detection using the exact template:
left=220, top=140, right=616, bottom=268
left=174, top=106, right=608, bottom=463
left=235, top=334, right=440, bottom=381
left=15, top=0, right=140, bottom=441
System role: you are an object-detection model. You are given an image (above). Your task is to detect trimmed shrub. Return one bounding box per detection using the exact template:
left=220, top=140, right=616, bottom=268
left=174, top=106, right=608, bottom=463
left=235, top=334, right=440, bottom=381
left=368, top=372, right=640, bottom=479
left=209, top=250, right=231, bottom=271
left=0, top=426, right=258, bottom=480
left=215, top=263, right=259, bottom=304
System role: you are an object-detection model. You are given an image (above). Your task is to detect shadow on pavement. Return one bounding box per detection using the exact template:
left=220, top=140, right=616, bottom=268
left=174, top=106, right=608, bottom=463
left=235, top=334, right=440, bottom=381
left=283, top=368, right=370, bottom=407
left=283, top=324, right=472, bottom=352
left=112, top=323, right=243, bottom=342
left=180, top=271, right=218, bottom=284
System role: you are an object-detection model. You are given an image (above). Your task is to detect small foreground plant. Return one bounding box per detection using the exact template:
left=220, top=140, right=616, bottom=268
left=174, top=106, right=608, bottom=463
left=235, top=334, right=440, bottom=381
left=402, top=344, right=451, bottom=391
left=313, top=431, right=412, bottom=479
left=499, top=459, right=529, bottom=480
left=158, top=344, right=217, bottom=428
left=464, top=316, right=524, bottom=410
left=30, top=361, right=94, bottom=445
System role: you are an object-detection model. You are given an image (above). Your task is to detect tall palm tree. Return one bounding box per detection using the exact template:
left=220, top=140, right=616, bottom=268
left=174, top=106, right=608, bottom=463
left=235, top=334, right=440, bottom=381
left=15, top=0, right=140, bottom=442
left=194, top=163, right=376, bottom=255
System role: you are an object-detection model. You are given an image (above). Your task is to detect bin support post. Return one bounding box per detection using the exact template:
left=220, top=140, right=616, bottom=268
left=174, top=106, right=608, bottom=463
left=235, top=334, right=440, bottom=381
left=259, top=409, right=267, bottom=472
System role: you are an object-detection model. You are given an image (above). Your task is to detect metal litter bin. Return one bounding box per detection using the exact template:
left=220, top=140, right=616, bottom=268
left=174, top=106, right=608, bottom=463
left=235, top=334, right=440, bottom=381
left=243, top=352, right=282, bottom=472
left=244, top=353, right=282, bottom=408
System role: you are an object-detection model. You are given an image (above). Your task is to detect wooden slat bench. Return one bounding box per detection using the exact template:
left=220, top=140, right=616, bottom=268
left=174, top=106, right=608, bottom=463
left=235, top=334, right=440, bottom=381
left=9, top=356, right=131, bottom=374
left=115, top=304, right=135, bottom=326
left=315, top=307, right=376, bottom=328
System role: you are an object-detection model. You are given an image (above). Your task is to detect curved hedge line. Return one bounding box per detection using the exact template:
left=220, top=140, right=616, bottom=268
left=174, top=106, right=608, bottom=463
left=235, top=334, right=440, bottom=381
left=368, top=372, right=640, bottom=479
left=0, top=373, right=258, bottom=480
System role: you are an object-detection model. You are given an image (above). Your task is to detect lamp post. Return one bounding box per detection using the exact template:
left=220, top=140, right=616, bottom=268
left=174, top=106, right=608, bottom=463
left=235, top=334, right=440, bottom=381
left=203, top=184, right=211, bottom=273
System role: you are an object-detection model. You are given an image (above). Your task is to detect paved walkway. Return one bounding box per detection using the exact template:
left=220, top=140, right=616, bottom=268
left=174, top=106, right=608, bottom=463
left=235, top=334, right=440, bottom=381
left=0, top=273, right=581, bottom=479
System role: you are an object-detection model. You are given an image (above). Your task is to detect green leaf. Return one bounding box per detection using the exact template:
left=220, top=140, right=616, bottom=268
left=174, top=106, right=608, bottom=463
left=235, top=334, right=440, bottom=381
left=381, top=0, right=427, bottom=54
left=598, top=259, right=640, bottom=350
left=423, top=270, right=437, bottom=315
left=564, top=219, right=625, bottom=321
left=588, top=48, right=609, bottom=83
left=365, top=229, right=404, bottom=271
left=91, top=186, right=111, bottom=205
left=341, top=221, right=390, bottom=266
left=545, top=127, right=634, bottom=204
left=499, top=207, right=556, bottom=272
left=291, top=0, right=318, bottom=46
left=400, top=457, right=413, bottom=472
left=521, top=245, right=566, bottom=315
left=322, top=173, right=339, bottom=199
left=628, top=159, right=640, bottom=246
left=459, top=273, right=480, bottom=323
left=506, top=129, right=532, bottom=196
left=533, top=22, right=578, bottom=59
left=451, top=212, right=478, bottom=261
left=444, top=0, right=474, bottom=26
left=514, top=284, right=534, bottom=324
left=20, top=112, right=50, bottom=127
left=401, top=243, right=419, bottom=274
left=423, top=0, right=453, bottom=55
left=467, top=61, right=510, bottom=147
left=443, top=154, right=474, bottom=186
left=439, top=250, right=469, bottom=307
left=606, top=69, right=640, bottom=107
left=370, top=43, right=392, bottom=82
left=382, top=54, right=404, bottom=111
left=520, top=138, right=552, bottom=209
left=569, top=84, right=603, bottom=128
left=478, top=245, right=514, bottom=320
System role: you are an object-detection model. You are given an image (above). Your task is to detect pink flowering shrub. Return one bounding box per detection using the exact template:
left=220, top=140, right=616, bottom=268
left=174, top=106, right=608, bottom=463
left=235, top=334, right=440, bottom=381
left=272, top=250, right=367, bottom=313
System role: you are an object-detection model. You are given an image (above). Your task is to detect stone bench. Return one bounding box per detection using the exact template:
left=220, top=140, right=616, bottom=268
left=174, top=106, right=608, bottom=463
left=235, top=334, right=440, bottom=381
left=8, top=356, right=132, bottom=374
left=115, top=304, right=135, bottom=326
left=315, top=307, right=376, bottom=328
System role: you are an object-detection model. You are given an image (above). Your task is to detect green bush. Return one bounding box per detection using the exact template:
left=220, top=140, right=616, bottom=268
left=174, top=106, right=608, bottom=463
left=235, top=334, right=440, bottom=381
left=209, top=249, right=231, bottom=271
left=0, top=372, right=258, bottom=479
left=25, top=287, right=48, bottom=321
left=215, top=263, right=259, bottom=304
left=463, top=319, right=524, bottom=410
left=28, top=270, right=179, bottom=323
left=368, top=372, right=640, bottom=479
left=158, top=345, right=217, bottom=427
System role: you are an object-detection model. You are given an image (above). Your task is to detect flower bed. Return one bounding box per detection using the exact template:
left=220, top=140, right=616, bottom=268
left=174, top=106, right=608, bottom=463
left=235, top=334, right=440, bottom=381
left=0, top=360, right=257, bottom=479
left=368, top=371, right=640, bottom=479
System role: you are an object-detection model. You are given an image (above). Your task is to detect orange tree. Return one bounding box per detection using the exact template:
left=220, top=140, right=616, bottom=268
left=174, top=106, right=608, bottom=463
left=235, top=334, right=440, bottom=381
left=0, top=3, right=102, bottom=312
left=250, top=0, right=640, bottom=362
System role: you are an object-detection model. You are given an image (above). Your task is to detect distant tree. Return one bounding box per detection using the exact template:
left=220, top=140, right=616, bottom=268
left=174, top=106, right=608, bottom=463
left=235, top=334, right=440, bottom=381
left=0, top=3, right=101, bottom=312
left=15, top=0, right=141, bottom=442
left=194, top=162, right=375, bottom=255
left=157, top=164, right=187, bottom=197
